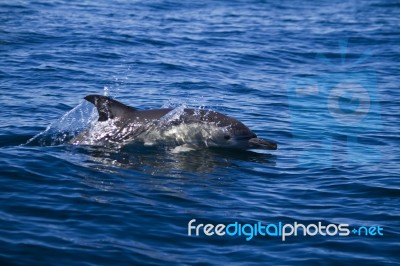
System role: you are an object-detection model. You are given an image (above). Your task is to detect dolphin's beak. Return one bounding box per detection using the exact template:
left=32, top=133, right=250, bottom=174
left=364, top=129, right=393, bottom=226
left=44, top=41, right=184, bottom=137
left=248, top=138, right=277, bottom=150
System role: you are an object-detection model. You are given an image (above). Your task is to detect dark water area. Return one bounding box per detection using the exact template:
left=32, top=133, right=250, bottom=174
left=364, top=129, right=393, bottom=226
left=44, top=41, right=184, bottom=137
left=1, top=0, right=399, bottom=265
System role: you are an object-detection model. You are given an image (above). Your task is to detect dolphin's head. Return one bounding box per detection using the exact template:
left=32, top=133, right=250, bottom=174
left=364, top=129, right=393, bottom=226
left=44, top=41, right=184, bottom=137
left=210, top=122, right=277, bottom=150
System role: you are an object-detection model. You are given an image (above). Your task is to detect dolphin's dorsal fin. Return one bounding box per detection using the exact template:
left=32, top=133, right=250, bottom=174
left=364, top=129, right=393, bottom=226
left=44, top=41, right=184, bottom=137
left=84, top=95, right=138, bottom=121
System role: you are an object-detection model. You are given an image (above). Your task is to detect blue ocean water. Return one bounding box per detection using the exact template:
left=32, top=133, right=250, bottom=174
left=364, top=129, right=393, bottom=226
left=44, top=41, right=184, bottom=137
left=1, top=0, right=399, bottom=265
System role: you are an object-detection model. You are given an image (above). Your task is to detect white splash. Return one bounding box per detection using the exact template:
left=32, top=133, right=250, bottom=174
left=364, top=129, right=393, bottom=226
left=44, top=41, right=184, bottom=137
left=26, top=101, right=97, bottom=146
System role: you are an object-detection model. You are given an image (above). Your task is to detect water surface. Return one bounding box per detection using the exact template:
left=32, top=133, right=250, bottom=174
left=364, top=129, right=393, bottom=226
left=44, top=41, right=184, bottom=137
left=1, top=0, right=399, bottom=265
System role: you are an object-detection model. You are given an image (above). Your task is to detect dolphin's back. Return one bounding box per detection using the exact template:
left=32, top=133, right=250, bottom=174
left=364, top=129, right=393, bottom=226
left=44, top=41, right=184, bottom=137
left=84, top=95, right=242, bottom=126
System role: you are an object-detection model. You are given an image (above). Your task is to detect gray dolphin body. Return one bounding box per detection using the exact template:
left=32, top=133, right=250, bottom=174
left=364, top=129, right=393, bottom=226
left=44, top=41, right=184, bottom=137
left=71, top=95, right=277, bottom=150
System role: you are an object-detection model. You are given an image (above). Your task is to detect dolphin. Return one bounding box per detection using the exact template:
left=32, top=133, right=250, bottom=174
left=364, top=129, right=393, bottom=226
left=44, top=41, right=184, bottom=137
left=71, top=95, right=277, bottom=150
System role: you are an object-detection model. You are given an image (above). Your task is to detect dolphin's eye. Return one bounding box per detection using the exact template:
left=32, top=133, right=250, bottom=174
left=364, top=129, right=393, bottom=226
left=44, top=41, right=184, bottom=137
left=224, top=135, right=231, bottom=140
